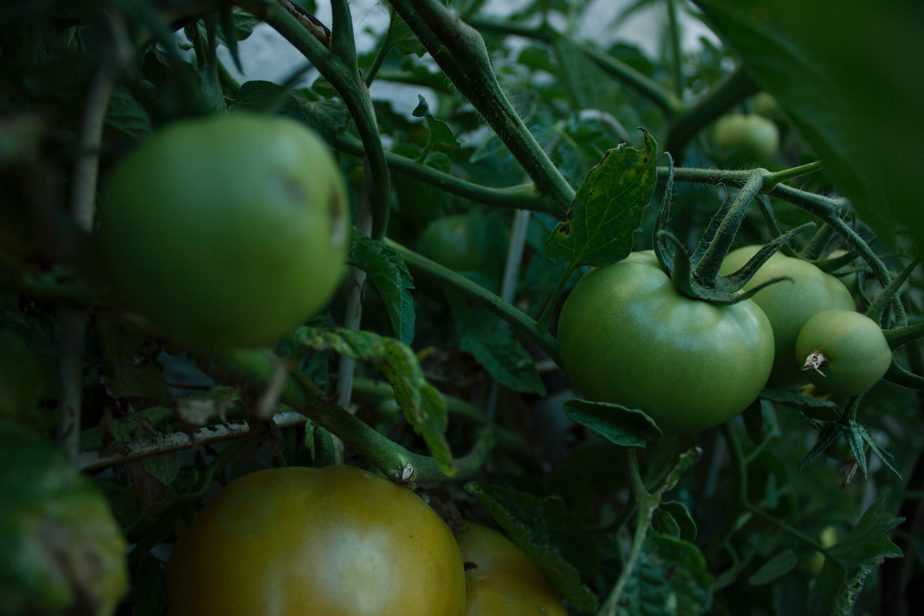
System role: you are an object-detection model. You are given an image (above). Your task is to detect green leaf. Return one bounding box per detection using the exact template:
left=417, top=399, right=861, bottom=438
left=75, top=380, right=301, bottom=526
left=349, top=235, right=416, bottom=344
left=624, top=533, right=714, bottom=616
left=748, top=549, right=798, bottom=586
left=548, top=130, right=658, bottom=267
left=698, top=0, right=924, bottom=258
left=231, top=80, right=349, bottom=141
left=564, top=398, right=661, bottom=447
left=465, top=482, right=599, bottom=614
left=447, top=291, right=545, bottom=395
left=104, top=86, right=152, bottom=141
left=297, top=327, right=453, bottom=474
left=660, top=500, right=697, bottom=541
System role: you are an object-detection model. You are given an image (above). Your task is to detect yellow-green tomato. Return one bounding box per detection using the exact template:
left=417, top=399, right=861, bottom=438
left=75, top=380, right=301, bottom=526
left=418, top=215, right=483, bottom=271
left=458, top=523, right=565, bottom=616
left=752, top=93, right=784, bottom=122
left=97, top=112, right=349, bottom=352
left=713, top=113, right=780, bottom=164
left=167, top=465, right=466, bottom=616
left=795, top=310, right=891, bottom=397
left=721, top=246, right=855, bottom=384
left=558, top=251, right=775, bottom=433
left=801, top=525, right=839, bottom=576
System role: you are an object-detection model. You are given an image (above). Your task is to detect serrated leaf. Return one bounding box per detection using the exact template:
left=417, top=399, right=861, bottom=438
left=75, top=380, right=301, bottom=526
left=698, top=0, right=924, bottom=259
left=297, top=327, right=453, bottom=475
left=624, top=533, right=713, bottom=616
left=748, top=549, right=798, bottom=586
left=548, top=130, right=657, bottom=268
left=349, top=235, right=416, bottom=344
left=447, top=292, right=545, bottom=395
left=465, top=482, right=598, bottom=614
left=565, top=398, right=661, bottom=447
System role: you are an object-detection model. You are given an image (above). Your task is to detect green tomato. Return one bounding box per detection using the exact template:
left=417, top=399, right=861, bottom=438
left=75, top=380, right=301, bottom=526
left=418, top=215, right=483, bottom=271
left=720, top=246, right=855, bottom=384
left=0, top=330, right=43, bottom=423
left=0, top=420, right=128, bottom=615
left=752, top=93, right=784, bottom=122
left=558, top=251, right=775, bottom=433
left=713, top=113, right=780, bottom=164
left=97, top=112, right=349, bottom=352
left=800, top=525, right=839, bottom=576
left=795, top=310, right=891, bottom=397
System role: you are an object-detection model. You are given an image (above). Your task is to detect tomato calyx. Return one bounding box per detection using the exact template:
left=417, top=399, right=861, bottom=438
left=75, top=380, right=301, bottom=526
left=653, top=164, right=814, bottom=304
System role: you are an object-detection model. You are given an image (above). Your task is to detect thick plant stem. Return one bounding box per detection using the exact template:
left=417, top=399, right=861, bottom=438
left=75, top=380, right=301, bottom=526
left=885, top=321, right=924, bottom=350
left=385, top=0, right=575, bottom=208
left=213, top=349, right=494, bottom=482
left=387, top=240, right=560, bottom=360
left=241, top=0, right=392, bottom=239
left=333, top=135, right=559, bottom=214
left=599, top=450, right=656, bottom=616
left=666, top=0, right=683, bottom=99
left=664, top=67, right=759, bottom=160
left=694, top=171, right=764, bottom=283
left=57, top=65, right=114, bottom=463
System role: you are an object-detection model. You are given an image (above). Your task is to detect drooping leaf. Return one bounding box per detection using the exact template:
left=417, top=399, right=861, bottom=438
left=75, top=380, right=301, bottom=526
left=349, top=235, right=416, bottom=344
left=565, top=398, right=661, bottom=447
left=548, top=130, right=658, bottom=267
left=296, top=327, right=453, bottom=474
left=622, top=532, right=714, bottom=616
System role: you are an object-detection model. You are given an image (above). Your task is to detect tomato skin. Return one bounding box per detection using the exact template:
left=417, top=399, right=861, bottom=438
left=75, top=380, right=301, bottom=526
left=558, top=251, right=775, bottom=433
left=713, top=113, right=779, bottom=163
left=97, top=112, right=349, bottom=352
left=721, top=246, right=855, bottom=384
left=752, top=93, right=784, bottom=122
left=167, top=465, right=466, bottom=616
left=795, top=310, right=891, bottom=397
left=458, top=523, right=565, bottom=616
left=418, top=215, right=482, bottom=271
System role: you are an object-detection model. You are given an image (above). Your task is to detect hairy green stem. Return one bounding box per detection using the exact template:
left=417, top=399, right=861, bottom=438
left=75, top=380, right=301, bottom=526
left=664, top=67, right=759, bottom=159
left=666, top=0, right=683, bottom=99
left=885, top=321, right=924, bottom=349
left=386, top=240, right=560, bottom=360
left=333, top=134, right=559, bottom=214
left=694, top=171, right=764, bottom=283
left=386, top=0, right=575, bottom=207
left=330, top=0, right=357, bottom=66
left=599, top=449, right=656, bottom=616
left=364, top=9, right=394, bottom=85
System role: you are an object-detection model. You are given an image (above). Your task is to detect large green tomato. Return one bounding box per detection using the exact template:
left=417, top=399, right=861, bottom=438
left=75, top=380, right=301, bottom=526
left=558, top=251, right=775, bottom=433
left=0, top=330, right=43, bottom=423
left=418, top=215, right=482, bottom=271
left=97, top=112, right=349, bottom=352
left=795, top=310, right=891, bottom=397
left=167, top=465, right=466, bottom=616
left=713, top=113, right=780, bottom=163
left=458, top=523, right=565, bottom=616
left=0, top=420, right=128, bottom=615
left=720, top=246, right=855, bottom=384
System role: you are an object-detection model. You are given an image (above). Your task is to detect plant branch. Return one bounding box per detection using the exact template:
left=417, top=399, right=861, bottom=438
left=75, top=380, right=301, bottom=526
left=664, top=66, right=759, bottom=160
left=666, top=0, right=683, bottom=99
left=885, top=321, right=924, bottom=350
left=329, top=0, right=358, bottom=67
left=386, top=239, right=560, bottom=360
left=385, top=0, right=575, bottom=208
left=333, top=134, right=559, bottom=214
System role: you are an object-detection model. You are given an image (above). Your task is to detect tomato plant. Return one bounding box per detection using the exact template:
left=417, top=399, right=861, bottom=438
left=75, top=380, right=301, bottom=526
left=458, top=523, right=565, bottom=616
left=2, top=2, right=924, bottom=616
left=167, top=465, right=466, bottom=616
left=97, top=112, right=349, bottom=352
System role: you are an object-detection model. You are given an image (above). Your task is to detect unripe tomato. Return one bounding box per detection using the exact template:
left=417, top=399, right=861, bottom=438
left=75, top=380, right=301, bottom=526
left=720, top=246, right=855, bottom=384
left=458, top=523, right=565, bottom=616
left=418, top=215, right=482, bottom=271
left=167, top=465, right=466, bottom=616
left=0, top=330, right=43, bottom=423
left=713, top=113, right=780, bottom=163
left=795, top=310, right=891, bottom=397
left=558, top=251, right=774, bottom=433
left=752, top=93, right=784, bottom=122
left=0, top=420, right=128, bottom=615
left=97, top=112, right=349, bottom=352
left=800, top=525, right=839, bottom=576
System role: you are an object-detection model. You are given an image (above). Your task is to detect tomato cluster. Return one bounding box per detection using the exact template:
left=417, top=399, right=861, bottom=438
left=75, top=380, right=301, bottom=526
left=167, top=465, right=564, bottom=616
